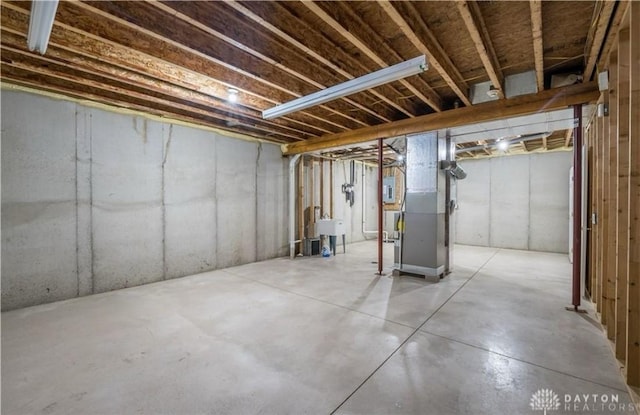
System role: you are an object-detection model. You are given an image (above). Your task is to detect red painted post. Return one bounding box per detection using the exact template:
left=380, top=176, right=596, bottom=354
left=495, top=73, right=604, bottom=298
left=378, top=137, right=383, bottom=275
left=572, top=104, right=583, bottom=308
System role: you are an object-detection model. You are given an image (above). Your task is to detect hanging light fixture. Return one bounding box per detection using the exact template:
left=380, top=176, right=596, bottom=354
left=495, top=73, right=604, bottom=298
left=263, top=55, right=427, bottom=119
left=27, top=0, right=59, bottom=54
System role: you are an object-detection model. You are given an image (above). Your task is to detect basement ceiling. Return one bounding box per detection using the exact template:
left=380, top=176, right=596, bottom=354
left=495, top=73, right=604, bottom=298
left=1, top=1, right=619, bottom=158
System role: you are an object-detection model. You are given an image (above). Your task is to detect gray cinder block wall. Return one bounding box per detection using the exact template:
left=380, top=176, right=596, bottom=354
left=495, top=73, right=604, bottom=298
left=455, top=152, right=572, bottom=253
left=1, top=89, right=292, bottom=310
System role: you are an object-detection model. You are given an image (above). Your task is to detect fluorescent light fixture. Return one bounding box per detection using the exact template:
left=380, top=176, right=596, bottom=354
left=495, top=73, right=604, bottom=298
left=262, top=55, right=427, bottom=120
left=27, top=0, right=59, bottom=55
left=227, top=88, right=238, bottom=103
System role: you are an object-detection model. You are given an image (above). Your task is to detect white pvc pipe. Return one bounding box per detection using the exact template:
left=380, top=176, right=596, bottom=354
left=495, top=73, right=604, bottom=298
left=289, top=154, right=302, bottom=259
left=361, top=161, right=389, bottom=242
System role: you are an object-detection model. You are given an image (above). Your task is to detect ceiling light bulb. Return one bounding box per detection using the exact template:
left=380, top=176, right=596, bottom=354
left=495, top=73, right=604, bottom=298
left=397, top=155, right=404, bottom=162
left=227, top=88, right=238, bottom=103
left=497, top=140, right=509, bottom=151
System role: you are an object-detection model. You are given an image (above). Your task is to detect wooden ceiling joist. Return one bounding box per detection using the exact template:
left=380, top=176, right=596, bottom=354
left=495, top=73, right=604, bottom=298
left=597, top=0, right=631, bottom=72
left=302, top=1, right=442, bottom=113
left=583, top=0, right=616, bottom=82
left=149, top=0, right=399, bottom=125
left=0, top=42, right=308, bottom=141
left=456, top=1, right=505, bottom=98
left=72, top=1, right=374, bottom=130
left=224, top=1, right=416, bottom=119
left=564, top=128, right=574, bottom=147
left=378, top=0, right=472, bottom=106
left=530, top=0, right=545, bottom=92
left=283, top=81, right=599, bottom=155
left=0, top=2, right=344, bottom=136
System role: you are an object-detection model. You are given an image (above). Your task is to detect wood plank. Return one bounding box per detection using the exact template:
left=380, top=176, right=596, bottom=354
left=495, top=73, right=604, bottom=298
left=74, top=1, right=373, bottom=129
left=0, top=40, right=312, bottom=140
left=283, top=82, right=600, bottom=155
left=626, top=0, right=640, bottom=387
left=564, top=128, right=573, bottom=148
left=596, top=114, right=604, bottom=315
left=616, top=27, right=631, bottom=363
left=584, top=0, right=616, bottom=81
left=301, top=1, right=442, bottom=112
left=598, top=0, right=631, bottom=72
left=378, top=0, right=471, bottom=106
left=225, top=1, right=417, bottom=119
left=607, top=52, right=618, bottom=340
left=0, top=3, right=342, bottom=135
left=456, top=0, right=505, bottom=98
left=1, top=56, right=300, bottom=142
left=588, top=123, right=597, bottom=301
left=150, top=1, right=396, bottom=125
left=530, top=0, right=545, bottom=92
left=601, top=106, right=610, bottom=325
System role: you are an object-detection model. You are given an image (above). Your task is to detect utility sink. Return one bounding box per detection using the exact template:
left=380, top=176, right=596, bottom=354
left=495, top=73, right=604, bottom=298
left=316, top=219, right=346, bottom=235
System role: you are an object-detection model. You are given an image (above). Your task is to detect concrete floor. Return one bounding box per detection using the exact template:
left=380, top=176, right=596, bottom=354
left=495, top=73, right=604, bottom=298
left=2, top=242, right=634, bottom=415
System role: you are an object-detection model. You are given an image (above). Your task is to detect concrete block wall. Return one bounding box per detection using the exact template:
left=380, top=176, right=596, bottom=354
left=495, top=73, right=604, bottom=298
left=455, top=152, right=572, bottom=253
left=1, top=90, right=289, bottom=310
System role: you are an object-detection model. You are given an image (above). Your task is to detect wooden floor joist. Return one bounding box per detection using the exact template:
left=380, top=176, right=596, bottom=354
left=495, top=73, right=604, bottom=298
left=283, top=82, right=600, bottom=155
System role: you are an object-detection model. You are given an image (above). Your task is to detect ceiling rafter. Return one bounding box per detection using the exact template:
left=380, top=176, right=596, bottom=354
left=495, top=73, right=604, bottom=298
left=542, top=134, right=548, bottom=150
left=596, top=0, right=630, bottom=71
left=302, top=1, right=442, bottom=112
left=0, top=41, right=310, bottom=141
left=530, top=0, right=545, bottom=92
left=564, top=128, right=574, bottom=147
left=1, top=2, right=343, bottom=135
left=1, top=67, right=290, bottom=144
left=1, top=55, right=302, bottom=142
left=378, top=0, right=472, bottom=106
left=283, top=81, right=599, bottom=155
left=70, top=1, right=365, bottom=131
left=583, top=0, right=616, bottom=81
left=456, top=1, right=505, bottom=98
left=225, top=0, right=415, bottom=119
left=150, top=1, right=396, bottom=125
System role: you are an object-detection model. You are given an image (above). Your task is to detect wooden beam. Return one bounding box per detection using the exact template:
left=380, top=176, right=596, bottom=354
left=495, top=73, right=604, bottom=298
left=627, top=0, right=640, bottom=387
left=601, top=103, right=610, bottom=326
left=598, top=0, right=631, bottom=73
left=0, top=3, right=340, bottom=135
left=301, top=1, right=442, bottom=112
left=149, top=0, right=394, bottom=125
left=606, top=51, right=618, bottom=341
left=542, top=133, right=548, bottom=150
left=457, top=1, right=505, bottom=98
left=0, top=39, right=313, bottom=140
left=564, top=128, right=573, bottom=147
left=616, top=27, right=630, bottom=363
left=283, top=81, right=600, bottom=155
left=584, top=0, right=616, bottom=82
left=1, top=56, right=300, bottom=142
left=530, top=0, right=545, bottom=92
left=225, top=1, right=417, bottom=119
left=378, top=0, right=471, bottom=106
left=57, top=1, right=359, bottom=131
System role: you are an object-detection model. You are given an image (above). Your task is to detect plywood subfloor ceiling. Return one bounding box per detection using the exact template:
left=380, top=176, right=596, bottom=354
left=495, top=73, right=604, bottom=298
left=0, top=1, right=624, bottom=158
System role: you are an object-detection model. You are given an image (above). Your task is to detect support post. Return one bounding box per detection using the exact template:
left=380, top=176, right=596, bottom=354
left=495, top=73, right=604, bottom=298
left=572, top=104, right=583, bottom=309
left=378, top=137, right=383, bottom=275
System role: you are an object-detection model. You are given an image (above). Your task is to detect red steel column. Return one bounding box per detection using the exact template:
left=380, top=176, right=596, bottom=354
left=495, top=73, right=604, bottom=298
left=572, top=104, right=583, bottom=308
left=378, top=137, right=383, bottom=275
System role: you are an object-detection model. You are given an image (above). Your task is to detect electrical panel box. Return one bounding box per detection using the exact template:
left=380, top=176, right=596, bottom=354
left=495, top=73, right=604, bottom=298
left=383, top=176, right=396, bottom=203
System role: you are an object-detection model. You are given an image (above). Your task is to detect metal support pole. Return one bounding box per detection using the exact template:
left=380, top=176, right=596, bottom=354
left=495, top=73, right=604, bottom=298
left=378, top=137, right=383, bottom=275
left=572, top=104, right=583, bottom=309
